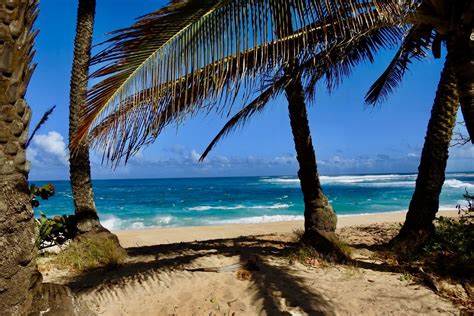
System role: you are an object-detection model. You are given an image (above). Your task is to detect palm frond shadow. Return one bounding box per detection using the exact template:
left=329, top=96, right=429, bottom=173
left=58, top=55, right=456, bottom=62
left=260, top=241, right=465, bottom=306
left=247, top=256, right=334, bottom=315
left=66, top=235, right=293, bottom=293
left=64, top=233, right=432, bottom=314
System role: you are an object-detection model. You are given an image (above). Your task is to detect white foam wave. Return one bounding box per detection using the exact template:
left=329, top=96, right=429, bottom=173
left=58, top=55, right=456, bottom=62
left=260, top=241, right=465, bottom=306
left=186, top=203, right=290, bottom=211
left=261, top=174, right=418, bottom=187
left=101, top=215, right=123, bottom=231
left=444, top=179, right=474, bottom=189
left=208, top=214, right=304, bottom=225
left=155, top=215, right=173, bottom=225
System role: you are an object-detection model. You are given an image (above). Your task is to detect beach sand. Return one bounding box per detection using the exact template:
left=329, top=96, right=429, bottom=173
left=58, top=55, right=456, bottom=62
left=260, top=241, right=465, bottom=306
left=40, top=210, right=464, bottom=315
left=115, top=210, right=457, bottom=247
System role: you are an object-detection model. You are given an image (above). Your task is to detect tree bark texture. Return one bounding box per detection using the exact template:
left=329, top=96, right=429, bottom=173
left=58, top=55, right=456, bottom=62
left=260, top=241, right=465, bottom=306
left=69, top=0, right=102, bottom=233
left=285, top=71, right=337, bottom=234
left=0, top=0, right=42, bottom=314
left=393, top=57, right=459, bottom=248
left=448, top=22, right=474, bottom=143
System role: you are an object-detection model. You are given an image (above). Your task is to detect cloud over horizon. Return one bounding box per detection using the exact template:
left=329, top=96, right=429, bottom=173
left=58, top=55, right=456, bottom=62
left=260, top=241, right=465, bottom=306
left=26, top=131, right=472, bottom=181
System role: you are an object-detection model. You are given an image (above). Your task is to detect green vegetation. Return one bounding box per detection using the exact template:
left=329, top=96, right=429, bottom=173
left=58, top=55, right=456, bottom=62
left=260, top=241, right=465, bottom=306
left=53, top=237, right=127, bottom=272
left=422, top=192, right=473, bottom=278
left=35, top=212, right=77, bottom=250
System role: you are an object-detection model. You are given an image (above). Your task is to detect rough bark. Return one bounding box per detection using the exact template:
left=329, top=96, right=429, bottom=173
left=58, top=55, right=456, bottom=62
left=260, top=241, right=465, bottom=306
left=272, top=2, right=339, bottom=257
left=392, top=57, right=459, bottom=252
left=0, top=0, right=42, bottom=314
left=448, top=17, right=474, bottom=143
left=69, top=0, right=108, bottom=235
left=285, top=72, right=337, bottom=234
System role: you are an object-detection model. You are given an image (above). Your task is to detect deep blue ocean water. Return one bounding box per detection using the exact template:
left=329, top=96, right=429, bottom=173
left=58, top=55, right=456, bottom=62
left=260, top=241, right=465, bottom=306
left=33, top=173, right=474, bottom=230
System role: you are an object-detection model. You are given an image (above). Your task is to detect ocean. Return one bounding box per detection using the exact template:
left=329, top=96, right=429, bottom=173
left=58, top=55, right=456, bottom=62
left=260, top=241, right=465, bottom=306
left=33, top=173, right=474, bottom=231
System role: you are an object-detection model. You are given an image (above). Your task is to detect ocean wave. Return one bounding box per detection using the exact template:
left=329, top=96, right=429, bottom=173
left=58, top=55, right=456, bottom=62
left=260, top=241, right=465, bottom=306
left=101, top=215, right=123, bottom=230
left=207, top=214, right=304, bottom=225
left=100, top=214, right=174, bottom=230
left=444, top=179, right=474, bottom=189
left=261, top=175, right=418, bottom=187
left=155, top=215, right=173, bottom=225
left=186, top=203, right=291, bottom=211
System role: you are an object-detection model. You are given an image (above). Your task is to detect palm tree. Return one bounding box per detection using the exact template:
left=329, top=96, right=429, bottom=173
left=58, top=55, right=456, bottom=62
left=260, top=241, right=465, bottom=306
left=72, top=0, right=403, bottom=255
left=0, top=0, right=42, bottom=313
left=361, top=1, right=472, bottom=250
left=69, top=0, right=119, bottom=242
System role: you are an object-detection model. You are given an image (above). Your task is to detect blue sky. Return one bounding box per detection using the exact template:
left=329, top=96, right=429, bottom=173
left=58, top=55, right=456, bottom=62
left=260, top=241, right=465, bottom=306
left=26, top=0, right=473, bottom=180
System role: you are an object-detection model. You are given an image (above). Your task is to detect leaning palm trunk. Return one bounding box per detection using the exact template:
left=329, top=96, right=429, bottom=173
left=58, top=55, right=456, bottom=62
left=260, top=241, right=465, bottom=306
left=392, top=57, right=459, bottom=251
left=284, top=66, right=339, bottom=252
left=0, top=0, right=42, bottom=313
left=275, top=3, right=339, bottom=256
left=448, top=28, right=474, bottom=143
left=69, top=0, right=110, bottom=235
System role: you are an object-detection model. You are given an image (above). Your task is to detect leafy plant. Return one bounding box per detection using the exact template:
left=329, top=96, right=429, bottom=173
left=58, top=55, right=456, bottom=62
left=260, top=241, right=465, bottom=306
left=30, top=183, right=55, bottom=207
left=423, top=191, right=473, bottom=277
left=35, top=212, right=77, bottom=250
left=29, top=183, right=77, bottom=250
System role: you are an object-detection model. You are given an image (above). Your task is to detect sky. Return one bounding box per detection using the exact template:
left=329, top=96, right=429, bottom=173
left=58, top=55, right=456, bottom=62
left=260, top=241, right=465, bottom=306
left=26, top=0, right=473, bottom=181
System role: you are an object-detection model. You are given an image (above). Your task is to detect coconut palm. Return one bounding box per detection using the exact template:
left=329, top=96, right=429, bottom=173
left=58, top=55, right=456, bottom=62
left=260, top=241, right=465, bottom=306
left=73, top=0, right=405, bottom=254
left=359, top=1, right=472, bottom=250
left=69, top=0, right=119, bottom=242
left=0, top=0, right=42, bottom=313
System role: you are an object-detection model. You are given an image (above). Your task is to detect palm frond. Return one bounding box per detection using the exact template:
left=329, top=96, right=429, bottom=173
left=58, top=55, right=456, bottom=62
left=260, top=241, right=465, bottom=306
left=26, top=105, right=56, bottom=148
left=79, top=0, right=409, bottom=147
left=364, top=24, right=434, bottom=105
left=201, top=27, right=404, bottom=160
left=199, top=74, right=287, bottom=161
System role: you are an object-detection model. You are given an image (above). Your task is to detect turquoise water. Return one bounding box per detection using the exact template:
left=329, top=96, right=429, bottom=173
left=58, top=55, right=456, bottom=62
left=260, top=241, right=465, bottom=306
left=33, top=173, right=474, bottom=230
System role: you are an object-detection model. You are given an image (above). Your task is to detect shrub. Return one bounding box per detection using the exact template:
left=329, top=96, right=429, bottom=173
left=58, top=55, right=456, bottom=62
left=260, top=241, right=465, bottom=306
left=36, top=212, right=77, bottom=250
left=53, top=237, right=127, bottom=272
left=423, top=191, right=473, bottom=277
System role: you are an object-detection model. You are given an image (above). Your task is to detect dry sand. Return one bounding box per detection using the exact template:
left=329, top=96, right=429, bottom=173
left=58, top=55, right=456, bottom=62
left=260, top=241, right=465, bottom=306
left=115, top=210, right=458, bottom=247
left=41, top=210, right=464, bottom=315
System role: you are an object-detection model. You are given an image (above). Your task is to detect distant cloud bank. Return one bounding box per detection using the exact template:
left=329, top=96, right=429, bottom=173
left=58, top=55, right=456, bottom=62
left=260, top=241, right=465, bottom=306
left=26, top=131, right=472, bottom=181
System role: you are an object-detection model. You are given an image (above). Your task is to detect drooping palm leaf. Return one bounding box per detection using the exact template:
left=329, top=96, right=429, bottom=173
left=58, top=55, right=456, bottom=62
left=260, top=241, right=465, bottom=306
left=200, top=26, right=405, bottom=160
left=78, top=0, right=410, bottom=154
left=84, top=8, right=406, bottom=165
left=364, top=24, right=434, bottom=105
left=26, top=105, right=56, bottom=148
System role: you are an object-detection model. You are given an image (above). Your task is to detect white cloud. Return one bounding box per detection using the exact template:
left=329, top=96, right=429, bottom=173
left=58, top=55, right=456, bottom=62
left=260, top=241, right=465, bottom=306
left=31, top=131, right=69, bottom=165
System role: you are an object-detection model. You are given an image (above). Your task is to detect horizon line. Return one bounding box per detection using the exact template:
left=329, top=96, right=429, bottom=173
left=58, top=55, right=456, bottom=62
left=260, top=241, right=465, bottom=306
left=28, top=170, right=474, bottom=183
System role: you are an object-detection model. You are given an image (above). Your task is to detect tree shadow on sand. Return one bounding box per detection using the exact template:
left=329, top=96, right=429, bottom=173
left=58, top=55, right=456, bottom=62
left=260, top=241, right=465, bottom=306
left=62, top=231, right=438, bottom=314
left=64, top=234, right=338, bottom=314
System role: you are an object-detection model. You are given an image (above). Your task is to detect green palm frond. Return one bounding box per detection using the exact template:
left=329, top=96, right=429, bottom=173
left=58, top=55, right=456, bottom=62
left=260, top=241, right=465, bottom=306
left=85, top=7, right=405, bottom=165
left=77, top=0, right=409, bottom=152
left=364, top=24, right=434, bottom=105
left=201, top=27, right=404, bottom=160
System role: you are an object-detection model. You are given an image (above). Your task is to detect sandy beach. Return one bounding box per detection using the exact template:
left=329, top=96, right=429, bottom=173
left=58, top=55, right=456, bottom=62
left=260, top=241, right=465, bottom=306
left=115, top=210, right=458, bottom=247
left=36, top=209, right=470, bottom=315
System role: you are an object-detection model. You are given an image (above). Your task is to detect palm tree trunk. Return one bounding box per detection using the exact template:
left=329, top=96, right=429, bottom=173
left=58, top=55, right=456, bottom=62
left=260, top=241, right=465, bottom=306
left=284, top=72, right=346, bottom=259
left=69, top=0, right=107, bottom=234
left=284, top=67, right=338, bottom=241
left=392, top=57, right=459, bottom=251
left=0, top=0, right=42, bottom=313
left=272, top=2, right=339, bottom=256
left=448, top=27, right=474, bottom=143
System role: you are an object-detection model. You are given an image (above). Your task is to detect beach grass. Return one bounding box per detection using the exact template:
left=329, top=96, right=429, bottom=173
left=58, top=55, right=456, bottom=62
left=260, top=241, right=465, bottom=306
left=53, top=237, right=127, bottom=272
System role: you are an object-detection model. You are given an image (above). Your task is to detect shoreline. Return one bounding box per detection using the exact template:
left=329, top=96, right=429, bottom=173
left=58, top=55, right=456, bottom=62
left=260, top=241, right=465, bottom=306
left=114, top=209, right=458, bottom=248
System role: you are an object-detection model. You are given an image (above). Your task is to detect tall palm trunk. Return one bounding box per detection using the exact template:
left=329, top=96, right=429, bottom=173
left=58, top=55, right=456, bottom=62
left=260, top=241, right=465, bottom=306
left=69, top=0, right=105, bottom=234
left=285, top=70, right=338, bottom=237
left=0, top=0, right=42, bottom=313
left=392, top=57, right=459, bottom=250
left=271, top=3, right=338, bottom=255
left=448, top=25, right=474, bottom=143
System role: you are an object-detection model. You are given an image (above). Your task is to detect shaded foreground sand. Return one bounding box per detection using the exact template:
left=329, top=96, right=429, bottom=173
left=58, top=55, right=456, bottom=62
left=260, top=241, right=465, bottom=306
left=41, top=210, right=463, bottom=315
